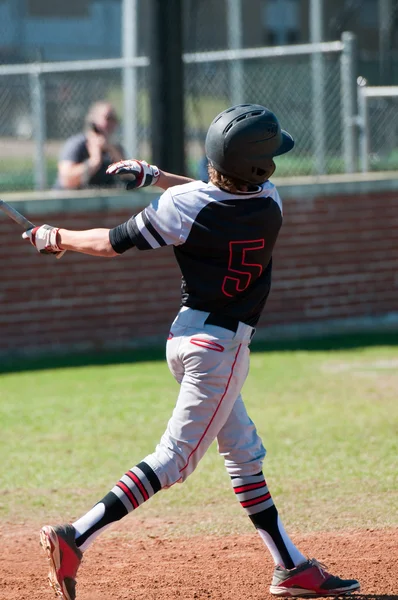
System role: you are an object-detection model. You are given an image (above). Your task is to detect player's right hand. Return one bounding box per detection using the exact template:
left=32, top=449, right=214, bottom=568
left=22, top=224, right=62, bottom=254
left=106, top=159, right=160, bottom=190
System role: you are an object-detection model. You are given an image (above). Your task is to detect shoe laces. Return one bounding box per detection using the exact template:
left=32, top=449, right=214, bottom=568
left=309, top=558, right=329, bottom=579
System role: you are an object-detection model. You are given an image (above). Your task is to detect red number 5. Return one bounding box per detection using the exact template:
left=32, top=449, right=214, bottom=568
left=222, top=239, right=265, bottom=298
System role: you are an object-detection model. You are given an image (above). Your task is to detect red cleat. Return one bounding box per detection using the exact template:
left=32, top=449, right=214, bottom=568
left=270, top=558, right=360, bottom=597
left=40, top=524, right=83, bottom=600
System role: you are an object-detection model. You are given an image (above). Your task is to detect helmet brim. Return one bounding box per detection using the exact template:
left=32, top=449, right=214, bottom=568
left=273, top=130, right=294, bottom=157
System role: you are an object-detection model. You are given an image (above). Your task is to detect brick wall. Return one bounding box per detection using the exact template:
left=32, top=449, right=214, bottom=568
left=1, top=178, right=398, bottom=357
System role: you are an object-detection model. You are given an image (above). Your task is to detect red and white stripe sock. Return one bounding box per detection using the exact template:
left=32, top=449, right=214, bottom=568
left=73, top=461, right=161, bottom=551
left=232, top=472, right=306, bottom=569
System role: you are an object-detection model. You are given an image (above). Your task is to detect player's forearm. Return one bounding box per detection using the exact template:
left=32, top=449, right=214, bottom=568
left=57, top=228, right=118, bottom=257
left=156, top=170, right=194, bottom=190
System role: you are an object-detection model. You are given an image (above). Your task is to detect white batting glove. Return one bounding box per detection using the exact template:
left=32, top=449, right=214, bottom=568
left=22, top=224, right=62, bottom=254
left=106, top=159, right=160, bottom=190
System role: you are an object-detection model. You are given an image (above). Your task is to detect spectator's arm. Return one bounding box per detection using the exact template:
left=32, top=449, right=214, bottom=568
left=58, top=157, right=102, bottom=190
left=107, top=143, right=125, bottom=164
left=57, top=133, right=104, bottom=190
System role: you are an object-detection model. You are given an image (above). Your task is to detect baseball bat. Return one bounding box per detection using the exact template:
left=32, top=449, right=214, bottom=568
left=0, top=199, right=65, bottom=259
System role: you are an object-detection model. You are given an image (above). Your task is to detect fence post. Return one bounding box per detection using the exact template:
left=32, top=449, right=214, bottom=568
left=226, top=0, right=244, bottom=105
left=357, top=79, right=370, bottom=173
left=340, top=31, right=358, bottom=173
left=29, top=69, right=47, bottom=190
left=149, top=0, right=185, bottom=174
left=310, top=0, right=326, bottom=175
left=122, top=0, right=138, bottom=157
left=379, top=0, right=393, bottom=84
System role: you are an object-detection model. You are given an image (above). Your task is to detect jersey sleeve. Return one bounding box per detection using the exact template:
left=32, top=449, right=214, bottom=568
left=274, top=189, right=283, bottom=216
left=125, top=189, right=184, bottom=250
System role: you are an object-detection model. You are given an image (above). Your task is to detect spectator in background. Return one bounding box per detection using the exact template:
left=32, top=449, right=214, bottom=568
left=54, top=101, right=125, bottom=190
left=198, top=154, right=209, bottom=182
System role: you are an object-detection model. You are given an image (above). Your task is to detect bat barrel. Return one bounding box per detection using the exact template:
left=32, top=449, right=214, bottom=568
left=0, top=199, right=35, bottom=230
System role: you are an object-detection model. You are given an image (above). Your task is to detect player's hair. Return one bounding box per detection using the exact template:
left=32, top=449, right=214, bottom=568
left=208, top=164, right=249, bottom=192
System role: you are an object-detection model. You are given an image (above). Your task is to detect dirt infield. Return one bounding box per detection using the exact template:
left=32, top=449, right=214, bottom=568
left=0, top=524, right=397, bottom=599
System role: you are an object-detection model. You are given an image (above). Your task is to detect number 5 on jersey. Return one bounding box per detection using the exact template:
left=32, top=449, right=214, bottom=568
left=222, top=239, right=265, bottom=297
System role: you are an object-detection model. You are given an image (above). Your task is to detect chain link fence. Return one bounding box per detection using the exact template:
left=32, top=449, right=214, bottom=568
left=366, top=96, right=398, bottom=169
left=0, top=36, right=357, bottom=193
left=0, top=0, right=397, bottom=193
left=0, top=0, right=398, bottom=191
left=185, top=0, right=398, bottom=84
left=358, top=84, right=398, bottom=172
left=0, top=65, right=150, bottom=192
left=185, top=50, right=345, bottom=178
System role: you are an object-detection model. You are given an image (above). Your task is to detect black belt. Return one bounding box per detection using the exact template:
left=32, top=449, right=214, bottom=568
left=204, top=313, right=241, bottom=333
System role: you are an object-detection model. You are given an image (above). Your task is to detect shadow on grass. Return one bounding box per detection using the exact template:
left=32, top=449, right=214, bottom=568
left=1, top=331, right=398, bottom=375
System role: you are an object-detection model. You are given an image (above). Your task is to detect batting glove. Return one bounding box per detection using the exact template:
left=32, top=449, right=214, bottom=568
left=22, top=224, right=62, bottom=254
left=106, top=159, right=160, bottom=190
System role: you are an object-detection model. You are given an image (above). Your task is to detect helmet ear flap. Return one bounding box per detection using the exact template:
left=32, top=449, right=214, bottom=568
left=253, top=167, right=266, bottom=178
left=252, top=159, right=275, bottom=183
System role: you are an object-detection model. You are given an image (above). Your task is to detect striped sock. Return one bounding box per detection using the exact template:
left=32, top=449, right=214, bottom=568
left=73, top=461, right=161, bottom=551
left=232, top=473, right=305, bottom=569
left=111, top=461, right=161, bottom=511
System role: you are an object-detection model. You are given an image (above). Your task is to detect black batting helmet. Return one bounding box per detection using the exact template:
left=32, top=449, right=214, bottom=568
left=205, top=104, right=294, bottom=184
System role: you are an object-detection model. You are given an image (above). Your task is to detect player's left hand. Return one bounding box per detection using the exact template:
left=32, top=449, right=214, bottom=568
left=22, top=224, right=62, bottom=254
left=106, top=159, right=160, bottom=190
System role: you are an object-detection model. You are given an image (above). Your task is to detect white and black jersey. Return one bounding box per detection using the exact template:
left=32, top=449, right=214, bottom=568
left=110, top=180, right=283, bottom=326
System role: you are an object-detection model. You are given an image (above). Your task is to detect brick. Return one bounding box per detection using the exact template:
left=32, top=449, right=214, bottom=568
left=1, top=190, right=398, bottom=356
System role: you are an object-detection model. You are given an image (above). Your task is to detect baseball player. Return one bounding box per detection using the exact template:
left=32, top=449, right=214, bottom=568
left=23, top=105, right=360, bottom=599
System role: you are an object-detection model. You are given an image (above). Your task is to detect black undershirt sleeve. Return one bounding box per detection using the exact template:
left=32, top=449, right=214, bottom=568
left=109, top=221, right=136, bottom=254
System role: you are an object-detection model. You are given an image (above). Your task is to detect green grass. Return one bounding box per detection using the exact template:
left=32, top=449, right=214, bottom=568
left=0, top=334, right=397, bottom=538
left=0, top=157, right=59, bottom=192
left=0, top=154, right=352, bottom=193
left=4, top=151, right=398, bottom=193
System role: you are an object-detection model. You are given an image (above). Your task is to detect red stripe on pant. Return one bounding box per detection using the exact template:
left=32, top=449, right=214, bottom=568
left=179, top=344, right=242, bottom=474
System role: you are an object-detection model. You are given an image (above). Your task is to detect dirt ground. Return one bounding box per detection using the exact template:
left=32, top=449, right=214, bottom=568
left=0, top=524, right=397, bottom=600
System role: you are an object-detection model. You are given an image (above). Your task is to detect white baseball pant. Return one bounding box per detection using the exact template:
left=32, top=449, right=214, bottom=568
left=143, top=307, right=266, bottom=488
